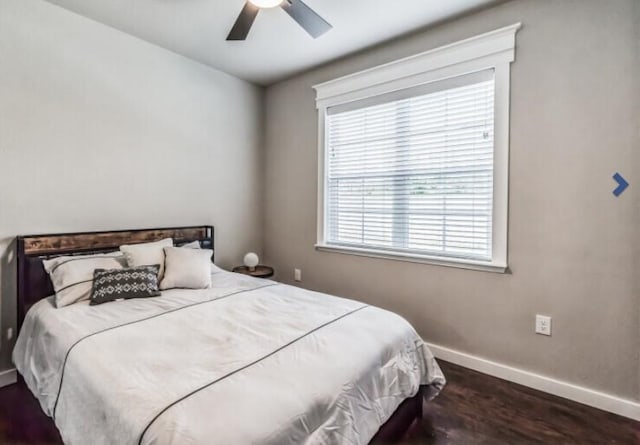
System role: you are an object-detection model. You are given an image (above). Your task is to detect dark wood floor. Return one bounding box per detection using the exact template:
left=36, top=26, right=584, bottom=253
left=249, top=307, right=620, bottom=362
left=1, top=361, right=638, bottom=444
left=406, top=362, right=640, bottom=445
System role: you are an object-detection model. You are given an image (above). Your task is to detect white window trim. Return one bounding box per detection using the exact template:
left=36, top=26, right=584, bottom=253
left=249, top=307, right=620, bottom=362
left=313, top=23, right=521, bottom=273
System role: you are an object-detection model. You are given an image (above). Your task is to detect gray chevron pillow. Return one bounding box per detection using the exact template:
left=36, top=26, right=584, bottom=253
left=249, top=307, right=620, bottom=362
left=90, top=265, right=161, bottom=305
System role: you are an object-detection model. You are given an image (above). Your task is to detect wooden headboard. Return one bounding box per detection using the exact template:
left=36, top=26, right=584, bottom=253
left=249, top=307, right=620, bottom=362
left=16, top=226, right=214, bottom=331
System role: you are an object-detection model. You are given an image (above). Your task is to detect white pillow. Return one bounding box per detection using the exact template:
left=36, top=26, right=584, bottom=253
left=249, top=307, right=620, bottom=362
left=43, top=252, right=126, bottom=308
left=180, top=240, right=201, bottom=249
left=160, top=246, right=213, bottom=290
left=120, top=238, right=173, bottom=280
left=176, top=241, right=223, bottom=273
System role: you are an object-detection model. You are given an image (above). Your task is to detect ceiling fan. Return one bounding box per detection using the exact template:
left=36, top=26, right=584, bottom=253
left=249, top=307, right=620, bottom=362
left=227, top=0, right=332, bottom=41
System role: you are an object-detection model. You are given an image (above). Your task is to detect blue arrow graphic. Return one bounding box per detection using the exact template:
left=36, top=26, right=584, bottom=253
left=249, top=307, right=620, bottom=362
left=613, top=173, right=629, bottom=197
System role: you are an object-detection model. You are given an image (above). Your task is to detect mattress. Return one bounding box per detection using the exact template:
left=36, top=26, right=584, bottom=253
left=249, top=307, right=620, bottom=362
left=13, top=270, right=445, bottom=445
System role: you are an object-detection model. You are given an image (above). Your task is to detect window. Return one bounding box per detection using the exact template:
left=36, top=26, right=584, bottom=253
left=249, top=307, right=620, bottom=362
left=314, top=24, right=520, bottom=272
left=326, top=71, right=494, bottom=261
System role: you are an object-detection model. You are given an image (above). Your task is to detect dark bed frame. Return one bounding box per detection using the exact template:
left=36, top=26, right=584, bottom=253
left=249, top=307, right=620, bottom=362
left=16, top=226, right=214, bottom=333
left=15, top=225, right=427, bottom=444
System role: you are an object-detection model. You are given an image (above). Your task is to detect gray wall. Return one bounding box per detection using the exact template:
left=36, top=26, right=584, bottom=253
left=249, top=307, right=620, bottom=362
left=0, top=0, right=264, bottom=370
left=263, top=0, right=640, bottom=400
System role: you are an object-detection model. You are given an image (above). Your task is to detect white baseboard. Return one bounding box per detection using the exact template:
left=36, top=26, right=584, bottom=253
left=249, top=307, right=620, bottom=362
left=0, top=368, right=17, bottom=388
left=427, top=342, right=640, bottom=421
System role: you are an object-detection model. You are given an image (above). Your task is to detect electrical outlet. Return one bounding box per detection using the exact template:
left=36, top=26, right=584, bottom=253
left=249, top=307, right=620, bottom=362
left=535, top=315, right=551, bottom=336
left=294, top=268, right=302, bottom=282
left=6, top=328, right=13, bottom=341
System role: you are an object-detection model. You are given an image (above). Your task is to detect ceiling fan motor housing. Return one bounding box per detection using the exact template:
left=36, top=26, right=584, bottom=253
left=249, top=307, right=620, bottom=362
left=228, top=0, right=332, bottom=41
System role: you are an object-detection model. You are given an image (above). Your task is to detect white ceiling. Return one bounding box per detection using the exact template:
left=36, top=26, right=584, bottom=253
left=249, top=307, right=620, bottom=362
left=44, top=0, right=499, bottom=85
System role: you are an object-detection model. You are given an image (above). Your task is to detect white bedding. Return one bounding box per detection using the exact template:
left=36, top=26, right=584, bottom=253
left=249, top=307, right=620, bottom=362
left=13, top=270, right=445, bottom=445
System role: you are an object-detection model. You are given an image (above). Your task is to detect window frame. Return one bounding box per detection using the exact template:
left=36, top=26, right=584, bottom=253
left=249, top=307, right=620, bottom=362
left=313, top=23, right=521, bottom=273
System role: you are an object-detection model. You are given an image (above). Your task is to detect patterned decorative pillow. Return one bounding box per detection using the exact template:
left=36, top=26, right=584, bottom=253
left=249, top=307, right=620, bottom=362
left=90, top=265, right=161, bottom=306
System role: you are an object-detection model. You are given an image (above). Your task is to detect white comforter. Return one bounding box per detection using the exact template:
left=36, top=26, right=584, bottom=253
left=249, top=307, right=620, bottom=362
left=13, top=271, right=445, bottom=445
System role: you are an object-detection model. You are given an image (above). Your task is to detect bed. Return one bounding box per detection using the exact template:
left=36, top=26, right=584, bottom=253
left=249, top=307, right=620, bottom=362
left=12, top=226, right=445, bottom=445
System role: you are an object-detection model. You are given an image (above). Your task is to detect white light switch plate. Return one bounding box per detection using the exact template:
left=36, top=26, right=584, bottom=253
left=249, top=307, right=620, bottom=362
left=535, top=315, right=551, bottom=336
left=294, top=268, right=302, bottom=282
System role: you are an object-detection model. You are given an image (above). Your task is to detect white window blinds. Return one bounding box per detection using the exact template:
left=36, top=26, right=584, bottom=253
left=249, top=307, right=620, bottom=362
left=325, top=70, right=495, bottom=262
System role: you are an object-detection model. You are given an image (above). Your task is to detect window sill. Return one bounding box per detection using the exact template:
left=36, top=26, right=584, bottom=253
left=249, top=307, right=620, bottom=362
left=314, top=244, right=508, bottom=273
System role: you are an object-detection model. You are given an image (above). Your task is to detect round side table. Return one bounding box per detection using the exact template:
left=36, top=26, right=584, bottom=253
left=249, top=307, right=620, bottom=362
left=232, top=265, right=274, bottom=279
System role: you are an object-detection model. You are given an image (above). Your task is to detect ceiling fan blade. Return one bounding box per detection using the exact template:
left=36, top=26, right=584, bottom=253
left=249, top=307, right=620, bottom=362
left=280, top=0, right=332, bottom=38
left=226, top=2, right=260, bottom=41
